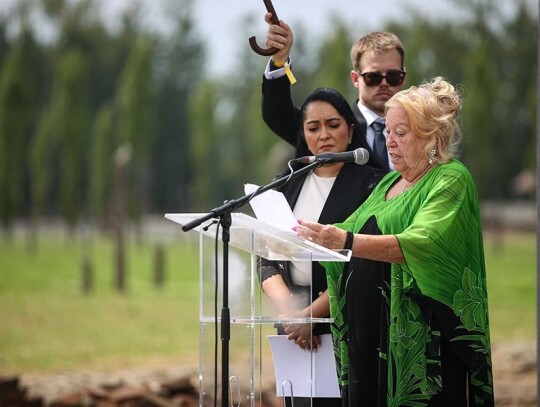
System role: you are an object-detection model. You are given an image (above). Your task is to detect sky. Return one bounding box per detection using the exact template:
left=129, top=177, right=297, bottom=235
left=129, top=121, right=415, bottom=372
left=111, top=0, right=536, bottom=75
left=1, top=0, right=537, bottom=75
left=103, top=0, right=466, bottom=75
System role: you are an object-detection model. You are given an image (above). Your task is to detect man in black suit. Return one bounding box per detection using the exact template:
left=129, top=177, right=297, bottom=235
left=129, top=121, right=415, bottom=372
left=261, top=15, right=407, bottom=171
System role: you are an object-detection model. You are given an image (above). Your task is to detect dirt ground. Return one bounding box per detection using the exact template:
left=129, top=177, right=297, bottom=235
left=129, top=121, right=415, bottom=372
left=490, top=341, right=537, bottom=406
left=10, top=340, right=536, bottom=406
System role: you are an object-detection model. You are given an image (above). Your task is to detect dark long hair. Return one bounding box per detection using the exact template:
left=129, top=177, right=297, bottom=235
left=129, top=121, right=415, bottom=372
left=296, top=87, right=364, bottom=157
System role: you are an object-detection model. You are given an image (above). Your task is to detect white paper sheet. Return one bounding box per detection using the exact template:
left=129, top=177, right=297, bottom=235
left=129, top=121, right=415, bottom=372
left=268, top=334, right=340, bottom=398
left=244, top=183, right=298, bottom=232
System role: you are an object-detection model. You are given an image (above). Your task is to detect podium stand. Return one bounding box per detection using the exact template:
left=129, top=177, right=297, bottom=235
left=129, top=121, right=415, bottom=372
left=166, top=213, right=350, bottom=406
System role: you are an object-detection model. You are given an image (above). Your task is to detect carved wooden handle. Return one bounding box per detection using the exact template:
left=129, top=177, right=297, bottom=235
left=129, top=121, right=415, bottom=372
left=249, top=0, right=281, bottom=56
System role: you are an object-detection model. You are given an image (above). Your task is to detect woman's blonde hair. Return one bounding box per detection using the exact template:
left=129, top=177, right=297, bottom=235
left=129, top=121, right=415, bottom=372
left=385, top=76, right=463, bottom=164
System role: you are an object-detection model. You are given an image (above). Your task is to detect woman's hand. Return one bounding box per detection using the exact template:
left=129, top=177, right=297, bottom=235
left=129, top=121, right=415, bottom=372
left=283, top=322, right=321, bottom=351
left=294, top=219, right=347, bottom=250
left=281, top=308, right=321, bottom=351
left=264, top=14, right=293, bottom=63
left=295, top=219, right=406, bottom=264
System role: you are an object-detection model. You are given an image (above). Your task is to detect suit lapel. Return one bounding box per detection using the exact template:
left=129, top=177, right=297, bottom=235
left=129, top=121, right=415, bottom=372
left=351, top=100, right=390, bottom=171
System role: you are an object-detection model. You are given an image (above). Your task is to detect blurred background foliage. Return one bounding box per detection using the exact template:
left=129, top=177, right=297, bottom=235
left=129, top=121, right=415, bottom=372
left=0, top=0, right=536, bottom=237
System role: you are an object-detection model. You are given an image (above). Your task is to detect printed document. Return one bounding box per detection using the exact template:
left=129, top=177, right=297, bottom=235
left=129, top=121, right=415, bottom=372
left=268, top=334, right=340, bottom=398
left=244, top=183, right=298, bottom=232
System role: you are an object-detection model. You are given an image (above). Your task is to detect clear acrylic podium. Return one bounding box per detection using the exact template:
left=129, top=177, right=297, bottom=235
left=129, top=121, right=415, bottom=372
left=165, top=213, right=350, bottom=406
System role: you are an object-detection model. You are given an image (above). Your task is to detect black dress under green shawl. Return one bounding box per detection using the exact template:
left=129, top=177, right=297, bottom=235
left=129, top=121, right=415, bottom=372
left=324, top=160, right=494, bottom=406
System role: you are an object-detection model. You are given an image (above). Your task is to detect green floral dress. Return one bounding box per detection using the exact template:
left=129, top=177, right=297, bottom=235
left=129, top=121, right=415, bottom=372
left=324, top=160, right=494, bottom=406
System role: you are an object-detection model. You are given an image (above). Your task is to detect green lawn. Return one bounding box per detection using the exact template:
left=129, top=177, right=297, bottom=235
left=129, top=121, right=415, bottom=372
left=0, top=230, right=201, bottom=374
left=0, top=229, right=535, bottom=374
left=483, top=231, right=536, bottom=342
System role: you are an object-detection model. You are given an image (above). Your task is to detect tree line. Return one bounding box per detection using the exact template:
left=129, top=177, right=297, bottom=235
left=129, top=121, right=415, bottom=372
left=0, top=0, right=536, bottom=237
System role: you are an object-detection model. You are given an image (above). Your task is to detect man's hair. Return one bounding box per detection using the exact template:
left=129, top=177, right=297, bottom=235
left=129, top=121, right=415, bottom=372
left=350, top=32, right=405, bottom=72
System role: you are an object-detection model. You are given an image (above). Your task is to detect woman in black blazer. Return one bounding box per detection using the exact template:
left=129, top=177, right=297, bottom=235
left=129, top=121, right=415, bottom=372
left=259, top=88, right=386, bottom=407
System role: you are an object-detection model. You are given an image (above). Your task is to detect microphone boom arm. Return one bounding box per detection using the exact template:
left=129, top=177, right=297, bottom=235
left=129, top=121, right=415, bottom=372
left=181, top=160, right=321, bottom=232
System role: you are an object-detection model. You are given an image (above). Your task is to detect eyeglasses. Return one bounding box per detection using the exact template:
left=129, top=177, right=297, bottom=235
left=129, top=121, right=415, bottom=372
left=358, top=69, right=406, bottom=87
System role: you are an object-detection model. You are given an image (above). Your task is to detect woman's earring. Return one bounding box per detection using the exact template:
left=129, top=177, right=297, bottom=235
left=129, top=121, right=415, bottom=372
left=348, top=138, right=352, bottom=145
left=429, top=149, right=437, bottom=164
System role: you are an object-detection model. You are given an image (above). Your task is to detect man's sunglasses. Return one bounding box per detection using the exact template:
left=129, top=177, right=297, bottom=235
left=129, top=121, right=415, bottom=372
left=358, top=69, right=406, bottom=87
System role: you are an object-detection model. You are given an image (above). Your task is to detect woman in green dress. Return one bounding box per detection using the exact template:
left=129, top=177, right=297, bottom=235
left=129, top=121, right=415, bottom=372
left=293, top=77, right=494, bottom=406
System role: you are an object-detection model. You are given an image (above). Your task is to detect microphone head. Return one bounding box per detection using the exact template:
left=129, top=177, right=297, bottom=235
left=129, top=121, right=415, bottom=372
left=353, top=148, right=369, bottom=165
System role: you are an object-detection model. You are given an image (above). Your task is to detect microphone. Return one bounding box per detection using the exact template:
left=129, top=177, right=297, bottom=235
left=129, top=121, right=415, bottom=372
left=293, top=147, right=369, bottom=165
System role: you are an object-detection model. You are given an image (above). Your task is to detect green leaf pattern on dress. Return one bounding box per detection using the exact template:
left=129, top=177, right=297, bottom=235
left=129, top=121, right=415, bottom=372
left=328, top=267, right=349, bottom=387
left=452, top=266, right=493, bottom=400
left=386, top=265, right=493, bottom=406
left=387, top=267, right=433, bottom=407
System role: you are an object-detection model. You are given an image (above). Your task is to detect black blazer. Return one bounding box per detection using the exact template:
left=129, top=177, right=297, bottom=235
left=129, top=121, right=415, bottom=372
left=258, top=162, right=386, bottom=335
left=261, top=75, right=390, bottom=171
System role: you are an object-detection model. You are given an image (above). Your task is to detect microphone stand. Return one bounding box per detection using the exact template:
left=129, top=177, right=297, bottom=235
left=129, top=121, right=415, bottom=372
left=182, top=160, right=321, bottom=407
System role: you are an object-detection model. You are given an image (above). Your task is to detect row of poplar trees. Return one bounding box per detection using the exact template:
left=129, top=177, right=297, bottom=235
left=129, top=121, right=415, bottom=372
left=0, top=0, right=536, bottom=239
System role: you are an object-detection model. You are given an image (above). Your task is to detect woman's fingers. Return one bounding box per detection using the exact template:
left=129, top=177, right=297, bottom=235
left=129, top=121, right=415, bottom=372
left=281, top=313, right=321, bottom=352
left=295, top=221, right=342, bottom=249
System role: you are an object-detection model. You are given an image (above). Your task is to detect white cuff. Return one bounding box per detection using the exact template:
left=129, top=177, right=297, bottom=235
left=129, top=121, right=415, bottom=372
left=263, top=57, right=292, bottom=80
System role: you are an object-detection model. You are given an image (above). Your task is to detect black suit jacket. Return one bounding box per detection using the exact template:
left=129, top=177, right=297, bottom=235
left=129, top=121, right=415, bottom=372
left=261, top=75, right=390, bottom=171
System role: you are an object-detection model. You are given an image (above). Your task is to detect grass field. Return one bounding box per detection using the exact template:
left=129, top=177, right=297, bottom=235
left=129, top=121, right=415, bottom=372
left=0, top=227, right=535, bottom=374
left=483, top=231, right=536, bottom=342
